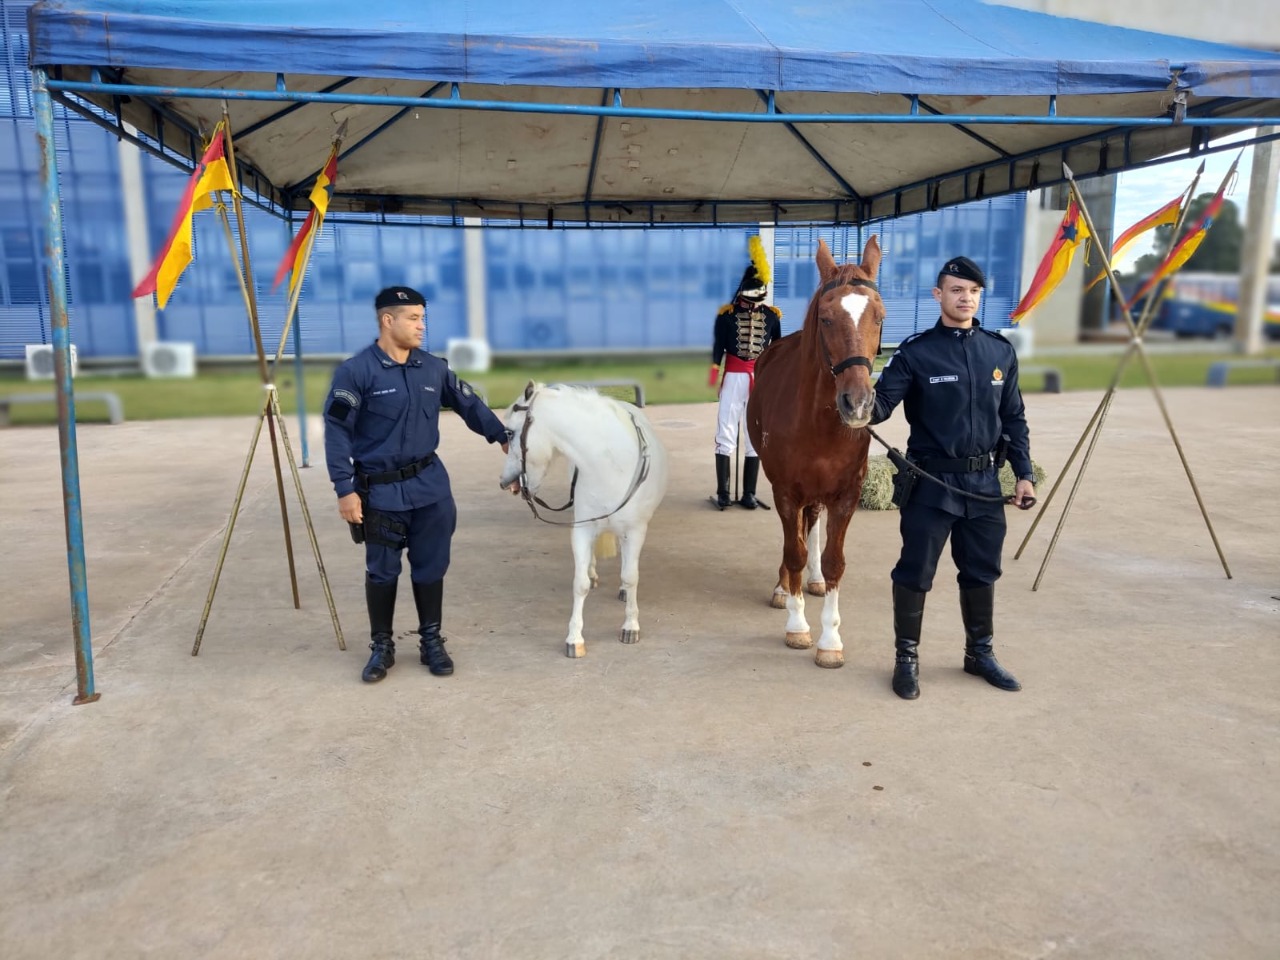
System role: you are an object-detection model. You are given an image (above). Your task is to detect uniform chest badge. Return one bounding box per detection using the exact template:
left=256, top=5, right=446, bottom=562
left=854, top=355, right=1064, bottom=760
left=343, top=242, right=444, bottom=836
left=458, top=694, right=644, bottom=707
left=991, top=367, right=1004, bottom=386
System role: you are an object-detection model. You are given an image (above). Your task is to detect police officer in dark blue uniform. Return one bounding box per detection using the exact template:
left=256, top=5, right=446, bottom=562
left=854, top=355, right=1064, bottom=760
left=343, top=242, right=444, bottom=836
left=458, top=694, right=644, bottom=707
left=324, top=286, right=509, bottom=683
left=870, top=257, right=1036, bottom=700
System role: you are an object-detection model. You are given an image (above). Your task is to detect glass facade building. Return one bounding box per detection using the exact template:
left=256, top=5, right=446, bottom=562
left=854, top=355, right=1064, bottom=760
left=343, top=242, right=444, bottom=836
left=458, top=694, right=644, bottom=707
left=1, top=0, right=1023, bottom=363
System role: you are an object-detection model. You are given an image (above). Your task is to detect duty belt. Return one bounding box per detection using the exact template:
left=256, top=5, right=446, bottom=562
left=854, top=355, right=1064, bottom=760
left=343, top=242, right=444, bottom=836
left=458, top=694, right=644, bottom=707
left=356, top=453, right=437, bottom=489
left=918, top=453, right=993, bottom=473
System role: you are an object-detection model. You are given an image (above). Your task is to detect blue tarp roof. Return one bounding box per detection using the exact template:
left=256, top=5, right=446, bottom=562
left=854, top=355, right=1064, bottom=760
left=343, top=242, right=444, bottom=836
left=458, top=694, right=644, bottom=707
left=26, top=0, right=1280, bottom=224
left=29, top=0, right=1280, bottom=97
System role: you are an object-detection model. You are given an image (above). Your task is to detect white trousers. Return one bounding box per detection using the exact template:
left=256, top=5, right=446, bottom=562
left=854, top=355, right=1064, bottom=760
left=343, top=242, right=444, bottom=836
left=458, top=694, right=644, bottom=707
left=715, top=371, right=757, bottom=457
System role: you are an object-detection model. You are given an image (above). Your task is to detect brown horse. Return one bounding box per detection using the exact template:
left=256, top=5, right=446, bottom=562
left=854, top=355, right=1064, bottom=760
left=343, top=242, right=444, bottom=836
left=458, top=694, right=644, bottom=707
left=746, top=236, right=884, bottom=668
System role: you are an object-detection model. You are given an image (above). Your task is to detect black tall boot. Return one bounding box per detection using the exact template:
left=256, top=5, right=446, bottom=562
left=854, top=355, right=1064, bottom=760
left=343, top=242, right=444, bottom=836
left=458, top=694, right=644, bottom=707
left=891, top=583, right=926, bottom=700
left=740, top=456, right=761, bottom=509
left=960, top=585, right=1021, bottom=691
left=715, top=454, right=731, bottom=510
left=362, top=577, right=398, bottom=683
left=412, top=578, right=453, bottom=677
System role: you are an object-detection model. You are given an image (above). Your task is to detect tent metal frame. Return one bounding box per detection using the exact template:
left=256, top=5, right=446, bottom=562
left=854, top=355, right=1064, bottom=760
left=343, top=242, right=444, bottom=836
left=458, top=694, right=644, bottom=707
left=28, top=65, right=1280, bottom=704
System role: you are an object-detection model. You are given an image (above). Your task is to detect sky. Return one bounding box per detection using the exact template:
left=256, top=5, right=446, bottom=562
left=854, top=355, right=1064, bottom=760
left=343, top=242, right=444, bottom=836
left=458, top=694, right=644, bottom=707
left=1110, top=128, right=1279, bottom=269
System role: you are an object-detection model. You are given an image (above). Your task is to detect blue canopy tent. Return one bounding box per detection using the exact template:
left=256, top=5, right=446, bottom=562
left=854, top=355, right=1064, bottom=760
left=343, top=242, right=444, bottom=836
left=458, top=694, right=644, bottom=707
left=24, top=0, right=1280, bottom=699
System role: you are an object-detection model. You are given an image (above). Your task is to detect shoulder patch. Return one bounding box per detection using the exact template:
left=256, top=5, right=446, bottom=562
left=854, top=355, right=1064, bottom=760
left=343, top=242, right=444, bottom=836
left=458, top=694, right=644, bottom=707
left=459, top=379, right=475, bottom=399
left=896, top=330, right=928, bottom=350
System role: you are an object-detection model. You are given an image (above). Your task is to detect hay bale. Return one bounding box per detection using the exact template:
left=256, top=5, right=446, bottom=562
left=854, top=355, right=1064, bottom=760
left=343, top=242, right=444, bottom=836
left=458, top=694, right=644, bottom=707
left=860, top=454, right=1048, bottom=511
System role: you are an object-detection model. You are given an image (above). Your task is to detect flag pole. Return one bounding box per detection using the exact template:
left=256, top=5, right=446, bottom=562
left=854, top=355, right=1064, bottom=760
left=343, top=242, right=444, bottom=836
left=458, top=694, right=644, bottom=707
left=1016, top=161, right=1230, bottom=588
left=271, top=122, right=347, bottom=368
left=1015, top=160, right=1207, bottom=567
left=192, top=109, right=344, bottom=655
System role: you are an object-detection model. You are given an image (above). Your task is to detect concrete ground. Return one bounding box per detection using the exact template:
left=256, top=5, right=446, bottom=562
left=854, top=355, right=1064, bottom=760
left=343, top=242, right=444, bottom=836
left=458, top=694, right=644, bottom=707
left=1, top=385, right=1277, bottom=959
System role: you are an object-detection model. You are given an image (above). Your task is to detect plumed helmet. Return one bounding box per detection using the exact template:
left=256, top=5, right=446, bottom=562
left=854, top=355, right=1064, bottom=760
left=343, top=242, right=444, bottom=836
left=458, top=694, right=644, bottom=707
left=734, top=235, right=771, bottom=302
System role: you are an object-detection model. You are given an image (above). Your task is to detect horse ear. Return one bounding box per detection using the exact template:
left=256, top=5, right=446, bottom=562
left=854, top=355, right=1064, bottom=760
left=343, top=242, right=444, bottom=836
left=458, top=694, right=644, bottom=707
left=815, top=238, right=838, bottom=282
left=523, top=380, right=536, bottom=401
left=860, top=234, right=882, bottom=280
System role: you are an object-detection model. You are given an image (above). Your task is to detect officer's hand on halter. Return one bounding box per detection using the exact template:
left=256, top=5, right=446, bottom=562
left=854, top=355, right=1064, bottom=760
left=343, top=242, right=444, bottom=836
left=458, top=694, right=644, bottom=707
left=338, top=492, right=363, bottom=524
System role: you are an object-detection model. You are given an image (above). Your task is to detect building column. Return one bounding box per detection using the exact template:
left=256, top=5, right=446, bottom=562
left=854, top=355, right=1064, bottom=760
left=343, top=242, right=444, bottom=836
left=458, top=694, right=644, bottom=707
left=118, top=123, right=157, bottom=352
left=462, top=216, right=487, bottom=342
left=758, top=224, right=776, bottom=307
left=1236, top=128, right=1278, bottom=354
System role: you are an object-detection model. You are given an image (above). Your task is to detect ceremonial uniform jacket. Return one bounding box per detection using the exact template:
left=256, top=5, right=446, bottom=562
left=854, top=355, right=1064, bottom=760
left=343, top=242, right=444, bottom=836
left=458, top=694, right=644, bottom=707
left=871, top=320, right=1033, bottom=516
left=712, top=302, right=782, bottom=367
left=324, top=342, right=507, bottom=512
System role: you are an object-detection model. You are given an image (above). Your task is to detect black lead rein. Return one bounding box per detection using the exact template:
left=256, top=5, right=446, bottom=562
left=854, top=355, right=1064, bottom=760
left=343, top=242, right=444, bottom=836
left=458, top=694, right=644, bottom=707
left=863, top=427, right=1014, bottom=505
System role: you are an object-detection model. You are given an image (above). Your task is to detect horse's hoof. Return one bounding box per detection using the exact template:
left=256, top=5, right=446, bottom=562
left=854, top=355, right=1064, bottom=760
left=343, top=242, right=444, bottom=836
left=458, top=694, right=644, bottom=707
left=815, top=648, right=844, bottom=668
left=770, top=591, right=788, bottom=609
left=566, top=642, right=586, bottom=658
left=806, top=581, right=827, bottom=597
left=785, top=631, right=813, bottom=649
left=617, top=588, right=627, bottom=602
left=619, top=629, right=640, bottom=644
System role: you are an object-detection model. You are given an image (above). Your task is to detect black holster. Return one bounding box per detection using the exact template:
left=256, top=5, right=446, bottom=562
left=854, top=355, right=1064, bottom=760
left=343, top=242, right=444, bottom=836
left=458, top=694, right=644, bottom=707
left=349, top=493, right=407, bottom=549
left=888, top=449, right=918, bottom=509
left=993, top=433, right=1011, bottom=471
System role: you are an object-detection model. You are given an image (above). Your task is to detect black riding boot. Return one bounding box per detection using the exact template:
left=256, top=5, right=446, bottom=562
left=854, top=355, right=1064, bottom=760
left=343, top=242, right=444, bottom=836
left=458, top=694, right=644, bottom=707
left=413, top=578, right=454, bottom=677
left=740, top=456, right=761, bottom=509
left=960, top=585, right=1021, bottom=691
left=715, top=454, right=732, bottom=509
left=892, top=583, right=926, bottom=700
left=362, top=577, right=398, bottom=683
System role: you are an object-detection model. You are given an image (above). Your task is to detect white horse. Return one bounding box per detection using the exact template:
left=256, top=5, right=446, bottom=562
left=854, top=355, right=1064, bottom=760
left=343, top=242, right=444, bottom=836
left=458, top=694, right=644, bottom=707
left=499, top=381, right=669, bottom=658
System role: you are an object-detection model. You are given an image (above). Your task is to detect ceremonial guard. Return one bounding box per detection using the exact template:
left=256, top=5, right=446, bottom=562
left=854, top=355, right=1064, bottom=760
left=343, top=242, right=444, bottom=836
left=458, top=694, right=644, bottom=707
left=709, top=236, right=782, bottom=509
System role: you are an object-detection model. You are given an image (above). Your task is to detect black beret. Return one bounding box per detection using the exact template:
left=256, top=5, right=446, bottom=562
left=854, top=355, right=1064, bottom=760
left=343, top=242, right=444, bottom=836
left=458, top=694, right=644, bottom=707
left=374, top=286, right=426, bottom=310
left=937, top=256, right=986, bottom=288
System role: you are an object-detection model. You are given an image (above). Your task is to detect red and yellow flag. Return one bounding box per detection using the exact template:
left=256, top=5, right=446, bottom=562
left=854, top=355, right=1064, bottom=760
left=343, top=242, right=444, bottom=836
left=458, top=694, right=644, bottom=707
left=1010, top=199, right=1091, bottom=324
left=1082, top=194, right=1183, bottom=294
left=1125, top=157, right=1239, bottom=311
left=272, top=144, right=339, bottom=297
left=131, top=122, right=236, bottom=309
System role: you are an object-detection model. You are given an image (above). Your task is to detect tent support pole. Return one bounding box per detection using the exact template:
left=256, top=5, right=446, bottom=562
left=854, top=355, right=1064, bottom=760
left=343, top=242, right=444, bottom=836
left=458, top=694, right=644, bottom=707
left=33, top=68, right=100, bottom=705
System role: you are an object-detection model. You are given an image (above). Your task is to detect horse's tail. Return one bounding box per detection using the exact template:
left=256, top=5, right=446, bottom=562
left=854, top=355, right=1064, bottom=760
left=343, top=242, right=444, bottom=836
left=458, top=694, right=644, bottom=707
left=594, top=530, right=618, bottom=560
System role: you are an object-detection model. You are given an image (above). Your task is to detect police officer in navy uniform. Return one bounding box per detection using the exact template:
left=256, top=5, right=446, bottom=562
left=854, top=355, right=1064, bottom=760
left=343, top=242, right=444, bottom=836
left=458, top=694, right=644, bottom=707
left=324, top=286, right=510, bottom=683
left=709, top=239, right=782, bottom=509
left=870, top=257, right=1036, bottom=700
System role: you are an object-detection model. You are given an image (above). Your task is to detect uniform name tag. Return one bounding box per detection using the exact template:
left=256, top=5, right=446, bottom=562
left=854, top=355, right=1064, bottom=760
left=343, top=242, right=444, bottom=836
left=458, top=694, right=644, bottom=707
left=369, top=388, right=397, bottom=397
left=929, top=375, right=959, bottom=384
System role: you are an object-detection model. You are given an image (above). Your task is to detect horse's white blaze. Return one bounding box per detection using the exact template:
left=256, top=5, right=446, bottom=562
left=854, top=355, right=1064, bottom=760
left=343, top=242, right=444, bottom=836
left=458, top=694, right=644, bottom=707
left=817, top=586, right=842, bottom=652
left=503, top=384, right=669, bottom=656
left=840, top=292, right=870, bottom=331
left=785, top=591, right=808, bottom=635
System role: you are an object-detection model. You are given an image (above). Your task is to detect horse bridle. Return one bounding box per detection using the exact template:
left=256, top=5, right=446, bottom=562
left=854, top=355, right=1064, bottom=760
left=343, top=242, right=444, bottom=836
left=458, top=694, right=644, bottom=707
left=510, top=392, right=652, bottom=526
left=816, top=276, right=882, bottom=378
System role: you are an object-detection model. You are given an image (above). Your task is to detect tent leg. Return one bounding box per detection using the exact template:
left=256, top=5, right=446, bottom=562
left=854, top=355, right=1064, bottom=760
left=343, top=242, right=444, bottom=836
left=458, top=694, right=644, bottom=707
left=33, top=67, right=99, bottom=705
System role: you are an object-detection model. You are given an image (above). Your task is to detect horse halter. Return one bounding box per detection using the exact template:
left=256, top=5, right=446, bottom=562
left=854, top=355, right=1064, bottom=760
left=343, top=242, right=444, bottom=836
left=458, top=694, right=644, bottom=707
left=817, top=275, right=881, bottom=378
left=510, top=392, right=652, bottom=526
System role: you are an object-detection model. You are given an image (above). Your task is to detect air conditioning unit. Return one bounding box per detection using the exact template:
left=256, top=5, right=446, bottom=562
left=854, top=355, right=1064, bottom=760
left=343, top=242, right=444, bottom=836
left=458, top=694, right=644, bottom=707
left=142, top=341, right=197, bottom=378
left=24, top=343, right=77, bottom=381
left=1000, top=325, right=1034, bottom=359
left=446, top=337, right=492, bottom=373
